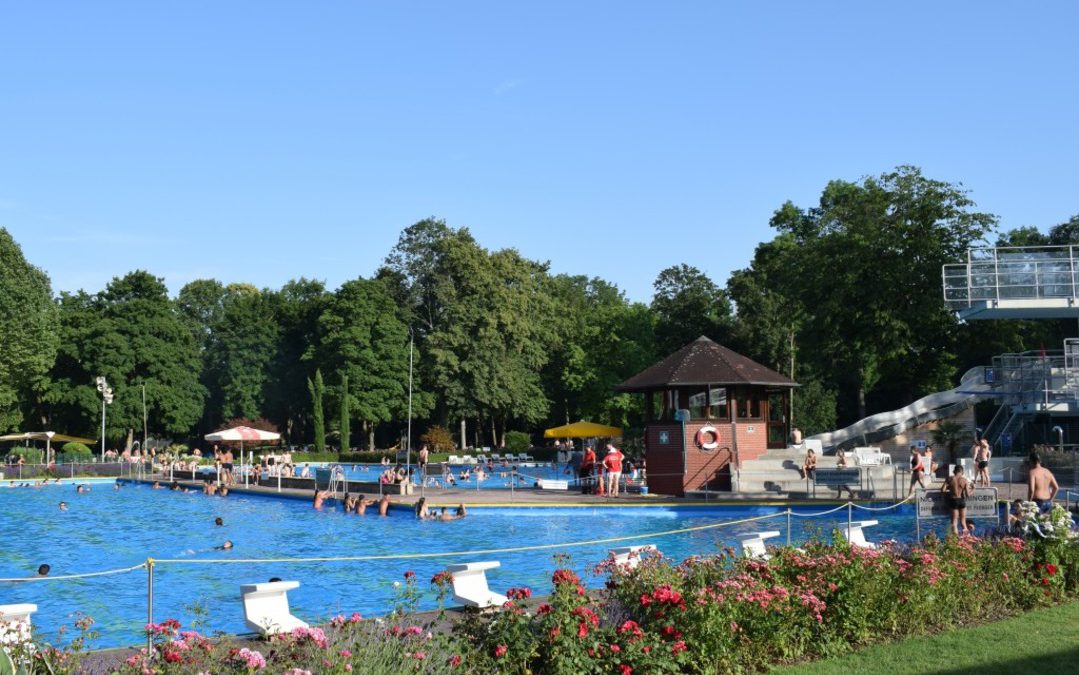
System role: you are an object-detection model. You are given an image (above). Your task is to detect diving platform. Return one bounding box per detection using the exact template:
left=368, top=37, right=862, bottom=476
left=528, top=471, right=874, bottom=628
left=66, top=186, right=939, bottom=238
left=943, top=245, right=1079, bottom=320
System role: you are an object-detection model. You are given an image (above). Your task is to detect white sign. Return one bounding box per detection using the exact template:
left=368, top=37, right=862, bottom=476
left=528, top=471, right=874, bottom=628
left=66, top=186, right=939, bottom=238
left=917, top=488, right=998, bottom=519
left=658, top=431, right=670, bottom=445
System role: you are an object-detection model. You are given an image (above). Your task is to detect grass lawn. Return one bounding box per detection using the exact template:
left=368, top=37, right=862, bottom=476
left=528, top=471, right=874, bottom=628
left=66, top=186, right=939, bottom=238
left=772, top=601, right=1079, bottom=675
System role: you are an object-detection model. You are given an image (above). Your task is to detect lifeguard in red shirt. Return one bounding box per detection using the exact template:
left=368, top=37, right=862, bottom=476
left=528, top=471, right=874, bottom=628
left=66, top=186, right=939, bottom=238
left=603, top=443, right=625, bottom=497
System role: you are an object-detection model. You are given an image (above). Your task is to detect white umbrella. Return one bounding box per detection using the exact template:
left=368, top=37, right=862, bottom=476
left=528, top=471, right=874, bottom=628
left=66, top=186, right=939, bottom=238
left=204, top=426, right=281, bottom=487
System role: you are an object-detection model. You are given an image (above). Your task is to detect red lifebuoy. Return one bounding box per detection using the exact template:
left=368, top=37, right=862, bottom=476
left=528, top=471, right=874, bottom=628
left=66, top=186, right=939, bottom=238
left=695, top=425, right=719, bottom=450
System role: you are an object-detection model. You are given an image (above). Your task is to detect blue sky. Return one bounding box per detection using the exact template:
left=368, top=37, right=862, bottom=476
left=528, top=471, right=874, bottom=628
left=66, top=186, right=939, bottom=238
left=2, top=2, right=1077, bottom=302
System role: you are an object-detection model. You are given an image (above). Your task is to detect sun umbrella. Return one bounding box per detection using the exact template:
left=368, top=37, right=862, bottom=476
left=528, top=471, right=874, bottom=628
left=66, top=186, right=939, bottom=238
left=543, top=421, right=623, bottom=439
left=204, top=426, right=281, bottom=487
left=0, top=431, right=99, bottom=464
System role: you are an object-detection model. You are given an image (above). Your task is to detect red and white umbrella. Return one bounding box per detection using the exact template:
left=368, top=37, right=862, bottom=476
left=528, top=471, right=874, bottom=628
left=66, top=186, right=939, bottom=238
left=204, top=426, right=281, bottom=487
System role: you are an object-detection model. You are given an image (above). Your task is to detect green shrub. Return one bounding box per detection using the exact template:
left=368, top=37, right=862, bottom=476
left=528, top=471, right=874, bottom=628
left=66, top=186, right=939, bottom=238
left=61, top=441, right=92, bottom=458
left=504, top=431, right=531, bottom=453
left=6, top=446, right=42, bottom=463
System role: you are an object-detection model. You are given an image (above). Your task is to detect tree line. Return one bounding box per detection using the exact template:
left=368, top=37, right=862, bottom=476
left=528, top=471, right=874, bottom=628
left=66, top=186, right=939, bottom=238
left=2, top=166, right=1077, bottom=450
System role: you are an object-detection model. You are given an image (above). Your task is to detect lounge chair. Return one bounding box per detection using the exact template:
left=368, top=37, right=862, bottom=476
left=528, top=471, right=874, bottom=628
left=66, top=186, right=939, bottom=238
left=609, top=544, right=657, bottom=569
left=521, top=453, right=534, bottom=462
left=840, top=520, right=879, bottom=549
left=0, top=603, right=36, bottom=626
left=448, top=455, right=460, bottom=464
left=240, top=581, right=310, bottom=636
left=446, top=561, right=508, bottom=608
left=735, top=531, right=781, bottom=560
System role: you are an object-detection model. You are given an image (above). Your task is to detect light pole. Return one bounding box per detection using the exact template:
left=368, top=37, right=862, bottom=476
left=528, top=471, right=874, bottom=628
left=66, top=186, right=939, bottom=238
left=96, top=376, right=114, bottom=462
left=406, top=327, right=414, bottom=480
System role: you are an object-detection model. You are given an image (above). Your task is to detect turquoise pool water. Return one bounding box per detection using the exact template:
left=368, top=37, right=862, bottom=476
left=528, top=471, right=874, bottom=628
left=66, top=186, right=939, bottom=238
left=1, top=483, right=958, bottom=648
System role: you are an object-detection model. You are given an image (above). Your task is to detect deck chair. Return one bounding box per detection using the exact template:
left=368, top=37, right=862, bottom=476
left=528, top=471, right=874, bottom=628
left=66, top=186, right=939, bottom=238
left=736, top=531, right=781, bottom=560
left=609, top=544, right=657, bottom=569
left=840, top=520, right=880, bottom=549
left=0, top=603, right=37, bottom=626
left=240, top=581, right=309, bottom=636
left=446, top=561, right=507, bottom=608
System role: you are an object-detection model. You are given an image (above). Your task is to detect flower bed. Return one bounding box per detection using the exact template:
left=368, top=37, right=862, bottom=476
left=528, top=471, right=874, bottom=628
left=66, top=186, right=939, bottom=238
left=4, top=505, right=1076, bottom=674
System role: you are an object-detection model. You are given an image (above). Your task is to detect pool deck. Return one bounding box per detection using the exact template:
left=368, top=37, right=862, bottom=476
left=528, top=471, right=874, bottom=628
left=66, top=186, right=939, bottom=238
left=125, top=474, right=1038, bottom=508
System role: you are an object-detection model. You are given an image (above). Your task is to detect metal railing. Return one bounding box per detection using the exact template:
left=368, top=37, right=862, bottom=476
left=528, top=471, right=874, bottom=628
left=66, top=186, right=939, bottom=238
left=943, top=245, right=1079, bottom=309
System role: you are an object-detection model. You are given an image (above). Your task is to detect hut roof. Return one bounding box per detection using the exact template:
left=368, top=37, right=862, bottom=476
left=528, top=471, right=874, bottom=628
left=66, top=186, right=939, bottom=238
left=615, top=336, right=797, bottom=392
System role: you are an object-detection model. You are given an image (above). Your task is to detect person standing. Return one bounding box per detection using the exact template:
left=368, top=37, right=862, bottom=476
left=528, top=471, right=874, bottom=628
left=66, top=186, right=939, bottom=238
left=908, top=445, right=926, bottom=496
left=942, top=464, right=973, bottom=536
left=418, top=445, right=429, bottom=477
left=580, top=445, right=596, bottom=495
left=974, top=439, right=992, bottom=486
left=603, top=443, right=625, bottom=497
left=1027, top=451, right=1059, bottom=513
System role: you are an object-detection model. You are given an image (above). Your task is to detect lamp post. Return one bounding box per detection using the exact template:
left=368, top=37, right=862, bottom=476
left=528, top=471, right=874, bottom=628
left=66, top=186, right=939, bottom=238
left=96, top=376, right=114, bottom=462
left=406, top=327, right=414, bottom=480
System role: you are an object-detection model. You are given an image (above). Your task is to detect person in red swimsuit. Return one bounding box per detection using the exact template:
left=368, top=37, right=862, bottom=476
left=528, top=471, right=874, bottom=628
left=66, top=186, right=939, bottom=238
left=580, top=446, right=596, bottom=494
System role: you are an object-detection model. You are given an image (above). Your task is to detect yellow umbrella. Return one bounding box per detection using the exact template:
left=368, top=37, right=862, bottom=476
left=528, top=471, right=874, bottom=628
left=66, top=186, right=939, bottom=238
left=543, top=421, right=623, bottom=439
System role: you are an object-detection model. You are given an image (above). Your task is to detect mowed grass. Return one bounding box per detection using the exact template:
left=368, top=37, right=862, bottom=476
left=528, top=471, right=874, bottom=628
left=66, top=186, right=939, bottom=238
left=772, top=601, right=1079, bottom=675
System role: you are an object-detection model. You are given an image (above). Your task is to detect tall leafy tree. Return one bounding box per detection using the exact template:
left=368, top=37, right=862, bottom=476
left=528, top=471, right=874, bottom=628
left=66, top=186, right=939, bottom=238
left=205, top=284, right=280, bottom=425
left=427, top=238, right=555, bottom=445
left=768, top=166, right=996, bottom=421
left=264, top=279, right=329, bottom=443
left=46, top=271, right=205, bottom=443
left=313, top=278, right=413, bottom=450
left=651, top=264, right=735, bottom=356
left=0, top=228, right=59, bottom=431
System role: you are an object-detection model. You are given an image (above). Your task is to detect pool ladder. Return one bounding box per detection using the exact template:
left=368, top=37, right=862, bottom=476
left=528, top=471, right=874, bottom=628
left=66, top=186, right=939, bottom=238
left=327, top=464, right=346, bottom=499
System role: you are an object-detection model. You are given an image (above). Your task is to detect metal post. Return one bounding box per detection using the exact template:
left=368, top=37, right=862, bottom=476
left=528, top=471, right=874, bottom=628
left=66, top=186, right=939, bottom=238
left=786, top=508, right=792, bottom=546
left=277, top=471, right=281, bottom=493
left=406, top=328, right=414, bottom=480
left=101, top=397, right=106, bottom=461
left=146, top=558, right=155, bottom=655
left=847, top=502, right=852, bottom=537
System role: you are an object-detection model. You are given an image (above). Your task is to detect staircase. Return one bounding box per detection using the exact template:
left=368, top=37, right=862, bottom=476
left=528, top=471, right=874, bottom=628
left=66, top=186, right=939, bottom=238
left=736, top=448, right=900, bottom=498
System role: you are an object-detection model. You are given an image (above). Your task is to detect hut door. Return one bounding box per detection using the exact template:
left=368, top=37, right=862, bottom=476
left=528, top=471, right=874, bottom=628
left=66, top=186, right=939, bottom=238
left=766, top=392, right=787, bottom=449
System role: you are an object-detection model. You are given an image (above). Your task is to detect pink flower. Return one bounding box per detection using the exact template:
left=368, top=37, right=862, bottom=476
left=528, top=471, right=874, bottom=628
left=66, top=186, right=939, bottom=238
left=339, top=650, right=352, bottom=657
left=671, top=640, right=687, bottom=655
left=507, top=587, right=533, bottom=600
left=405, top=625, right=424, bottom=636
left=620, top=664, right=633, bottom=674
left=349, top=612, right=363, bottom=623
left=404, top=570, right=416, bottom=580
left=449, top=654, right=463, bottom=667
left=494, top=644, right=508, bottom=658
left=412, top=651, right=427, bottom=660
left=237, top=648, right=266, bottom=670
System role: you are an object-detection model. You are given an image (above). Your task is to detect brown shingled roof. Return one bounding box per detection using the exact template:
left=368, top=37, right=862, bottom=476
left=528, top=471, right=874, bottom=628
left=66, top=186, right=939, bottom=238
left=615, top=336, right=797, bottom=391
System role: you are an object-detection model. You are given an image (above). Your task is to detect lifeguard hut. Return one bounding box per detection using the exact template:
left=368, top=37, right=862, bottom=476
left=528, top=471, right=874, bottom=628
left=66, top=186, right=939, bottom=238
left=616, top=336, right=797, bottom=496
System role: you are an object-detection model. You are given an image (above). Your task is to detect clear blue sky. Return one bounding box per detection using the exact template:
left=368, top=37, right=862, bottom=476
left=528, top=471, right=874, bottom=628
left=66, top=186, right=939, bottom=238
left=3, top=2, right=1077, bottom=302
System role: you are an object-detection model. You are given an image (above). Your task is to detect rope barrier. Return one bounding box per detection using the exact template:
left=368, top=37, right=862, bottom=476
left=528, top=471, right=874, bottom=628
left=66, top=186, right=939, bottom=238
left=0, top=563, right=146, bottom=584
left=152, top=512, right=787, bottom=566
left=788, top=503, right=850, bottom=518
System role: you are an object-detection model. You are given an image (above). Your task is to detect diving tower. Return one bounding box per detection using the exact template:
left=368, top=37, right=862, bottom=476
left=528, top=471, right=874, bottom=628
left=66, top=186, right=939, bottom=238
left=943, top=245, right=1079, bottom=321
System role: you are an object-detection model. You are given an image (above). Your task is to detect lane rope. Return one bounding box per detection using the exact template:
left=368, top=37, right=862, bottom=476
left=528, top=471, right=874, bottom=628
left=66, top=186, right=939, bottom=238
left=0, top=563, right=146, bottom=584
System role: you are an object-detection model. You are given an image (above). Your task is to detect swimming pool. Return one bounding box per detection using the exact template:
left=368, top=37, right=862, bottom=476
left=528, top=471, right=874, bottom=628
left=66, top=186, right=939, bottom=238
left=0, top=483, right=961, bottom=648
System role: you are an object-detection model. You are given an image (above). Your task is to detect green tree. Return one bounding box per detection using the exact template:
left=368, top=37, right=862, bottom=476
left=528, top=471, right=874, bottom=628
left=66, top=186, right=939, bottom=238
left=205, top=284, right=280, bottom=425
left=768, top=166, right=996, bottom=422
left=263, top=279, right=329, bottom=443
left=308, top=369, right=325, bottom=452
left=339, top=374, right=350, bottom=452
left=313, top=278, right=414, bottom=450
left=427, top=238, right=555, bottom=446
left=0, top=228, right=59, bottom=431
left=651, top=264, right=735, bottom=356
left=46, top=271, right=205, bottom=442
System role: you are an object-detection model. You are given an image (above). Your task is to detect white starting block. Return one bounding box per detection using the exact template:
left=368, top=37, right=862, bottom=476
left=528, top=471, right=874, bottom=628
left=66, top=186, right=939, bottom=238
left=0, top=603, right=36, bottom=626
left=240, top=581, right=309, bottom=636
left=609, top=544, right=657, bottom=568
left=735, top=531, right=781, bottom=560
left=446, top=561, right=508, bottom=608
left=840, top=520, right=879, bottom=549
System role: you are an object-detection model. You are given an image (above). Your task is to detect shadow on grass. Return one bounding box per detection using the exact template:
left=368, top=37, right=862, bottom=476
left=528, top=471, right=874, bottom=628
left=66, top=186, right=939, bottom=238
left=934, top=645, right=1079, bottom=675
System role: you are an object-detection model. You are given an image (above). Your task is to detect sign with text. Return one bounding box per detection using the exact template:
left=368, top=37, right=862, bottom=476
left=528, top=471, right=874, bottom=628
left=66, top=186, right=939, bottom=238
left=917, top=488, right=998, bottom=519
left=814, top=468, right=861, bottom=487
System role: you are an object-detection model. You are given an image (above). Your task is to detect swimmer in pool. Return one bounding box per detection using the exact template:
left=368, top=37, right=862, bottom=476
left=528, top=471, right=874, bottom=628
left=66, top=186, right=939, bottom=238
left=355, top=494, right=375, bottom=515
left=415, top=497, right=430, bottom=520
left=214, top=540, right=234, bottom=551
left=378, top=494, right=391, bottom=516
left=58, top=502, right=68, bottom=512
left=214, top=517, right=224, bottom=526
left=313, top=490, right=329, bottom=510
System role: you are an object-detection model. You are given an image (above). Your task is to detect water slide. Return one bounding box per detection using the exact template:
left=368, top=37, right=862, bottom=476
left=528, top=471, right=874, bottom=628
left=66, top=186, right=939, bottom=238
left=807, top=367, right=995, bottom=450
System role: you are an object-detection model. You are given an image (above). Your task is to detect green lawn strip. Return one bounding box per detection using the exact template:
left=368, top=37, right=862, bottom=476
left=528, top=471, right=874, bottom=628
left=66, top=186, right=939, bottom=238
left=772, top=601, right=1079, bottom=675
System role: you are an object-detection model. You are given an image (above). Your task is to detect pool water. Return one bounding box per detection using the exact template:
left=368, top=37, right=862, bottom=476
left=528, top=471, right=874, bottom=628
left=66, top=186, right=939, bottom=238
left=0, top=483, right=963, bottom=648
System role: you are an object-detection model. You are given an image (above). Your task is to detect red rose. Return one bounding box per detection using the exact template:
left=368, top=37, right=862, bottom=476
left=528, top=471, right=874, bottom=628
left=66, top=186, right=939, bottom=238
left=494, top=644, right=508, bottom=658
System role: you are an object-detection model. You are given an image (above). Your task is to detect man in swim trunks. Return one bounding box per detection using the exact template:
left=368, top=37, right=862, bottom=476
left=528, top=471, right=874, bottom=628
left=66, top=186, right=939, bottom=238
left=973, top=439, right=991, bottom=486
left=942, top=464, right=973, bottom=536
left=354, top=494, right=375, bottom=515
left=221, top=449, right=234, bottom=486
left=908, top=446, right=926, bottom=496
left=378, top=494, right=391, bottom=516
left=1027, top=451, right=1059, bottom=513
left=801, top=447, right=817, bottom=480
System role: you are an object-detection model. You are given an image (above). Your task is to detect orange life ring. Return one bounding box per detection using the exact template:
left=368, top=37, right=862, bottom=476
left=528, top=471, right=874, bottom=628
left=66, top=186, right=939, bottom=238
left=695, top=425, right=719, bottom=450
